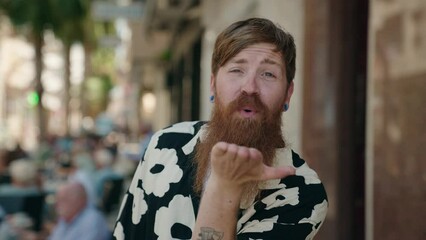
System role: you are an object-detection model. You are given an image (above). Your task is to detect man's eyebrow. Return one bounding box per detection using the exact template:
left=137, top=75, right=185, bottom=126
left=229, top=58, right=282, bottom=66
left=230, top=58, right=279, bottom=65
left=261, top=58, right=281, bottom=66
left=230, top=58, right=247, bottom=64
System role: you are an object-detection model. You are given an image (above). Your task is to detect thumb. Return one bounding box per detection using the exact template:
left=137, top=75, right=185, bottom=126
left=261, top=166, right=296, bottom=181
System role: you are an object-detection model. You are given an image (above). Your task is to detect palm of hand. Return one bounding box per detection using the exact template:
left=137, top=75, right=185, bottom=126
left=210, top=142, right=295, bottom=188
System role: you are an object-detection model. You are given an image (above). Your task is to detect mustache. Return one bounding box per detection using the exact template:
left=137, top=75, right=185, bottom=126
left=227, top=93, right=267, bottom=114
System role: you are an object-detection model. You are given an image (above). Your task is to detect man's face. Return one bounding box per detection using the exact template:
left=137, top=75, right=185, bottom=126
left=55, top=187, right=81, bottom=222
left=194, top=43, right=294, bottom=202
left=211, top=43, right=294, bottom=120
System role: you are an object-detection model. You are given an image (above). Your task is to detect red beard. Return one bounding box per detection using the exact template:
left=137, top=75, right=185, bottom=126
left=193, top=93, right=285, bottom=207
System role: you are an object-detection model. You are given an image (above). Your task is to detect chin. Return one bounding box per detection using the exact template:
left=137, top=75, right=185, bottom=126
left=234, top=113, right=262, bottom=122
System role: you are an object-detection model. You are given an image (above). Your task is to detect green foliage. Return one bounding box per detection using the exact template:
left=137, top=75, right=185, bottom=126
left=54, top=0, right=88, bottom=19
left=50, top=0, right=92, bottom=46
left=0, top=0, right=55, bottom=37
left=0, top=0, right=118, bottom=137
left=84, top=75, right=113, bottom=117
left=94, top=21, right=116, bottom=38
left=0, top=0, right=116, bottom=69
left=91, top=47, right=116, bottom=80
left=160, top=49, right=172, bottom=61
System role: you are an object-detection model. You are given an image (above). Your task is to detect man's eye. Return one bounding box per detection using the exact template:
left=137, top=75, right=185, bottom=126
left=230, top=69, right=242, bottom=73
left=263, top=72, right=276, bottom=78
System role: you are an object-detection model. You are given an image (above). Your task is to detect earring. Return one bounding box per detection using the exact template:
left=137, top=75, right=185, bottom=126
left=210, top=95, right=215, bottom=103
left=283, top=103, right=289, bottom=112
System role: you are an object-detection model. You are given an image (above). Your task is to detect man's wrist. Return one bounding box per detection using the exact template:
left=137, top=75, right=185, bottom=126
left=204, top=177, right=243, bottom=207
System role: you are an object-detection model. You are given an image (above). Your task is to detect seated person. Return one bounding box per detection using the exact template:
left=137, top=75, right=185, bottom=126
left=0, top=160, right=45, bottom=237
left=0, top=159, right=40, bottom=195
left=48, top=181, right=111, bottom=240
left=93, top=148, right=123, bottom=201
left=0, top=149, right=9, bottom=180
left=57, top=153, right=98, bottom=207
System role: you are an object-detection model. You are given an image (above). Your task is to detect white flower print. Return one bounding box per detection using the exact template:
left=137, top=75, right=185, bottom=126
left=129, top=159, right=145, bottom=195
left=238, top=215, right=279, bottom=233
left=262, top=187, right=300, bottom=210
left=299, top=199, right=328, bottom=225
left=113, top=222, right=125, bottom=240
left=299, top=200, right=328, bottom=240
left=182, top=128, right=204, bottom=155
left=295, top=164, right=321, bottom=185
left=126, top=162, right=148, bottom=225
left=145, top=121, right=198, bottom=156
left=155, top=194, right=195, bottom=240
left=167, top=121, right=198, bottom=134
left=116, top=193, right=128, bottom=221
left=141, top=148, right=183, bottom=197
left=131, top=187, right=148, bottom=225
left=112, top=122, right=329, bottom=239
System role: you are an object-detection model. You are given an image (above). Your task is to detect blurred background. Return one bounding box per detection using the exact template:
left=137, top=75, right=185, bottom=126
left=0, top=0, right=425, bottom=239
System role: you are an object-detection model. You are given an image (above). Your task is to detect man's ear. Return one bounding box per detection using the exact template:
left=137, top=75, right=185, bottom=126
left=210, top=74, right=216, bottom=95
left=284, top=81, right=294, bottom=105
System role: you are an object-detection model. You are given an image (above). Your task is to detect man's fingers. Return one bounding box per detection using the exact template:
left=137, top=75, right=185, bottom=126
left=211, top=142, right=293, bottom=183
left=261, top=166, right=296, bottom=181
left=248, top=147, right=263, bottom=161
left=211, top=141, right=228, bottom=157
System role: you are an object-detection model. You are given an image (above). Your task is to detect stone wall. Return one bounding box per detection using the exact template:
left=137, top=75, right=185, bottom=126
left=367, top=0, right=426, bottom=239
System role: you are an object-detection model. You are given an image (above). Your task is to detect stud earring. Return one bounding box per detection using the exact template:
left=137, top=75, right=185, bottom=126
left=284, top=103, right=289, bottom=112
left=210, top=95, right=215, bottom=103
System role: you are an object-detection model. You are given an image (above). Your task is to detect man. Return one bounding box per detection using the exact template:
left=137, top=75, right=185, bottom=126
left=113, top=17, right=328, bottom=239
left=48, top=181, right=111, bottom=240
left=92, top=147, right=124, bottom=212
left=0, top=159, right=39, bottom=195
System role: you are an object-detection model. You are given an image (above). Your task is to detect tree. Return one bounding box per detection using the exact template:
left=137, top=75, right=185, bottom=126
left=0, top=0, right=56, bottom=141
left=50, top=0, right=94, bottom=135
left=1, top=0, right=116, bottom=138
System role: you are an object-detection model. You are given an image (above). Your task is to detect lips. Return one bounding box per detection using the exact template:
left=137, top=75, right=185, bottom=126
left=238, top=105, right=258, bottom=118
left=227, top=93, right=265, bottom=119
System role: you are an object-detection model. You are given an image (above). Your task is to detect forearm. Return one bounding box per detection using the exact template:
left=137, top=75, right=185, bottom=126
left=192, top=142, right=295, bottom=239
left=192, top=180, right=242, bottom=240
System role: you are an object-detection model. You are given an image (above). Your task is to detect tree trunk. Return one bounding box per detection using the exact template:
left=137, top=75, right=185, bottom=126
left=64, top=43, right=71, bottom=136
left=34, top=32, right=46, bottom=142
left=80, top=44, right=92, bottom=119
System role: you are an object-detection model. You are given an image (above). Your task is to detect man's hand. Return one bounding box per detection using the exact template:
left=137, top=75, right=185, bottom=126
left=209, top=141, right=295, bottom=190
left=192, top=141, right=296, bottom=240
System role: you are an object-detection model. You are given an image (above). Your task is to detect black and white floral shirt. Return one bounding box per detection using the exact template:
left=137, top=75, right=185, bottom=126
left=113, top=121, right=328, bottom=240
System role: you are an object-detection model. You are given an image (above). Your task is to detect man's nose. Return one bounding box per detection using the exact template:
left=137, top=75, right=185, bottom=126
left=241, top=75, right=259, bottom=94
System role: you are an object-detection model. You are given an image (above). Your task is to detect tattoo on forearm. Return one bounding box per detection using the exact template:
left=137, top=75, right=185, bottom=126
left=197, top=227, right=224, bottom=240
